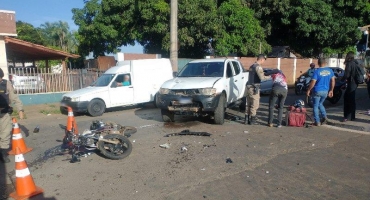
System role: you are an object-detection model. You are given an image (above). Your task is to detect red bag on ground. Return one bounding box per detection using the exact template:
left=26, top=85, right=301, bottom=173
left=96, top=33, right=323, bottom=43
left=286, top=106, right=306, bottom=127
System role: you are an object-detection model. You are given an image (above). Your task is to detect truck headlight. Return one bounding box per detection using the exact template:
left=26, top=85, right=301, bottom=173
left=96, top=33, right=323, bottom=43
left=199, top=88, right=217, bottom=95
left=159, top=88, right=170, bottom=94
left=71, top=97, right=80, bottom=102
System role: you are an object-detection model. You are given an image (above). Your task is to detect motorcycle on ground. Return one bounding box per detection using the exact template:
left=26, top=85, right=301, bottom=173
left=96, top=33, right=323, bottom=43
left=61, top=120, right=136, bottom=161
left=295, top=75, right=311, bottom=95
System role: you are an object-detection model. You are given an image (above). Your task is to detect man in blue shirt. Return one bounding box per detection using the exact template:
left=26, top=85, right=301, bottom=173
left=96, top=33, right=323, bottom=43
left=306, top=58, right=335, bottom=126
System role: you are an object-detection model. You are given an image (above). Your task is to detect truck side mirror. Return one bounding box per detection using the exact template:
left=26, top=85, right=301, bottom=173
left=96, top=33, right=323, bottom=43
left=111, top=82, right=117, bottom=88
left=173, top=72, right=178, bottom=77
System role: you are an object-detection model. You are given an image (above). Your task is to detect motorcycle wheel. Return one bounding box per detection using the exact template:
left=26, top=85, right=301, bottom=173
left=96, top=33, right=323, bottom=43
left=295, top=85, right=303, bottom=95
left=327, top=89, right=342, bottom=104
left=98, top=134, right=132, bottom=160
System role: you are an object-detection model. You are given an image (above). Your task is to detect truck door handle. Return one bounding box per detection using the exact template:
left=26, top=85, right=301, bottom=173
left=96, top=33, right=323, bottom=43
left=234, top=80, right=238, bottom=82
left=242, top=77, right=244, bottom=79
left=129, top=86, right=133, bottom=88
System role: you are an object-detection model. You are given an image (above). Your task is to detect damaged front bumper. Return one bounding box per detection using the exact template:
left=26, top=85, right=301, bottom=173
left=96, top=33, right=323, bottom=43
left=157, top=93, right=222, bottom=113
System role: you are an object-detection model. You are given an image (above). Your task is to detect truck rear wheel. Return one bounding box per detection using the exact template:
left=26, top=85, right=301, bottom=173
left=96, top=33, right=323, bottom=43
left=87, top=99, right=106, bottom=117
left=161, top=109, right=174, bottom=122
left=214, top=94, right=225, bottom=125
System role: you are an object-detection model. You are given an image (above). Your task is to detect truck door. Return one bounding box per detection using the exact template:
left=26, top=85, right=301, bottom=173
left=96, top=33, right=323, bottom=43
left=231, top=61, right=245, bottom=99
left=109, top=73, right=134, bottom=106
left=225, top=61, right=238, bottom=103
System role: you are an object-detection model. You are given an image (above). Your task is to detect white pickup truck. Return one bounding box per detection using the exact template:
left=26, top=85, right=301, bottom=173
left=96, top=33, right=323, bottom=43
left=157, top=58, right=248, bottom=124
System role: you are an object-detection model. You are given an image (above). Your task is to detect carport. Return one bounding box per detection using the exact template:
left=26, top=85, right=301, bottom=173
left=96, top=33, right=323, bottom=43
left=4, top=36, right=80, bottom=69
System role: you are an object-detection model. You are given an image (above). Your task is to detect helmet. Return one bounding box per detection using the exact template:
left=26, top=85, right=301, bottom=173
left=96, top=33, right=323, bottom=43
left=294, top=99, right=305, bottom=108
left=310, top=63, right=315, bottom=68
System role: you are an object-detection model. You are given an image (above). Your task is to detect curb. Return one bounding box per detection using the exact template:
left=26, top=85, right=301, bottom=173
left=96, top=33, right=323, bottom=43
left=326, top=121, right=368, bottom=132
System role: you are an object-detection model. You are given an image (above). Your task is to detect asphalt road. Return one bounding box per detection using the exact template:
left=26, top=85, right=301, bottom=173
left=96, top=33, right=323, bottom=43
left=1, top=90, right=370, bottom=200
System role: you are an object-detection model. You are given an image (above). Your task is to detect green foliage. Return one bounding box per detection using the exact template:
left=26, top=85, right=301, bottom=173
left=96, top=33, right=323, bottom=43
left=16, top=21, right=45, bottom=45
left=245, top=0, right=366, bottom=57
left=73, top=0, right=269, bottom=58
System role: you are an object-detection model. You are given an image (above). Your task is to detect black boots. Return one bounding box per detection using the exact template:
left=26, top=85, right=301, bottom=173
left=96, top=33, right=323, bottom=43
left=244, top=115, right=250, bottom=125
left=249, top=116, right=259, bottom=125
left=0, top=149, right=10, bottom=163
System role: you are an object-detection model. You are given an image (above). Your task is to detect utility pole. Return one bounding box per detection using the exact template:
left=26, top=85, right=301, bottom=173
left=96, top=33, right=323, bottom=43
left=170, top=0, right=178, bottom=75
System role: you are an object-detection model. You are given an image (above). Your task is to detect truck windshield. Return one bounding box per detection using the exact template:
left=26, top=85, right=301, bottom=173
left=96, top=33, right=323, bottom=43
left=177, top=62, right=224, bottom=77
left=90, top=74, right=115, bottom=87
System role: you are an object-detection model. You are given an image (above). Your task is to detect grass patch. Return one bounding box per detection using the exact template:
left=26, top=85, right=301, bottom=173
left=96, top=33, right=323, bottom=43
left=11, top=110, right=27, bottom=119
left=39, top=108, right=61, bottom=115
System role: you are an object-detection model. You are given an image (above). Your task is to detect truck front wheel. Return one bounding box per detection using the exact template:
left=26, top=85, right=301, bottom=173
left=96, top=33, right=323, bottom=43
left=87, top=99, right=106, bottom=117
left=214, top=94, right=225, bottom=125
left=161, top=109, right=174, bottom=122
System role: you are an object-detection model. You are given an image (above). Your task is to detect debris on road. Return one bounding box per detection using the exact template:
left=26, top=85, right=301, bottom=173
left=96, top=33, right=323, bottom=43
left=180, top=146, right=188, bottom=152
left=159, top=143, right=171, bottom=149
left=164, top=129, right=212, bottom=137
left=226, top=158, right=233, bottom=163
left=33, top=125, right=40, bottom=133
left=201, top=168, right=206, bottom=171
left=266, top=171, right=270, bottom=174
left=244, top=130, right=249, bottom=134
left=139, top=124, right=157, bottom=129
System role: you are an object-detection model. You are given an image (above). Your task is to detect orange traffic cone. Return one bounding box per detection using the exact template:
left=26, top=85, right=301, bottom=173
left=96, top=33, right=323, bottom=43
left=9, top=147, right=43, bottom=200
left=8, top=118, right=32, bottom=155
left=66, top=107, right=78, bottom=134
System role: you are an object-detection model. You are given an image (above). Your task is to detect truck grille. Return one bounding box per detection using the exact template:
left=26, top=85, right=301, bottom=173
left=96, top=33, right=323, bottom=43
left=170, top=89, right=199, bottom=95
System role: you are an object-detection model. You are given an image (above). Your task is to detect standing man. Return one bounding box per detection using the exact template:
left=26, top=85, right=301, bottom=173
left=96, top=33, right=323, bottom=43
left=306, top=58, right=335, bottom=126
left=341, top=51, right=359, bottom=122
left=245, top=54, right=270, bottom=125
left=0, top=68, right=24, bottom=163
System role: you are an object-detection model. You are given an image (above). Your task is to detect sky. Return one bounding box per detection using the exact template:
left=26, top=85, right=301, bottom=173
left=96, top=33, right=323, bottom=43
left=0, top=0, right=143, bottom=54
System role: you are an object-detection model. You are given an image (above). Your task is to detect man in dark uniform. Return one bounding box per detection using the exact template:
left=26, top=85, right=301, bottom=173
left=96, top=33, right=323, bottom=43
left=0, top=68, right=24, bottom=163
left=341, top=52, right=359, bottom=122
left=245, top=54, right=270, bottom=125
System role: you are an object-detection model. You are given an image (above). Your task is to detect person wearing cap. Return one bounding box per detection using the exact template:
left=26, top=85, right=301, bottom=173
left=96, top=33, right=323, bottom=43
left=244, top=54, right=271, bottom=125
left=0, top=68, right=24, bottom=163
left=307, top=63, right=316, bottom=78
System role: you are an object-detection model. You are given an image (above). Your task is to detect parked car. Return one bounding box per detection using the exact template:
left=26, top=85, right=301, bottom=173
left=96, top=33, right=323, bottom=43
left=157, top=58, right=249, bottom=124
left=259, top=68, right=273, bottom=94
left=61, top=58, right=173, bottom=116
left=8, top=66, right=45, bottom=93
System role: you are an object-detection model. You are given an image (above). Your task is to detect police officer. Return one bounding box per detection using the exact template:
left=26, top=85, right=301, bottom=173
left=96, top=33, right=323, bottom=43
left=0, top=68, right=24, bottom=163
left=245, top=54, right=270, bottom=125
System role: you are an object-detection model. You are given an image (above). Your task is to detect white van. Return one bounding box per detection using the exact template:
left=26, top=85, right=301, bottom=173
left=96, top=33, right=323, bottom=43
left=60, top=59, right=173, bottom=116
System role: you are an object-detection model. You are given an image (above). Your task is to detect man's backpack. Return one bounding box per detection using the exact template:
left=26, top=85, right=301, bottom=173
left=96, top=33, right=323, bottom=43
left=353, top=60, right=365, bottom=84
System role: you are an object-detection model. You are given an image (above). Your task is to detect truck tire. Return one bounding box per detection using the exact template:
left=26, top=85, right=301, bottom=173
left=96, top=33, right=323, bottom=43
left=214, top=94, right=225, bottom=125
left=161, top=109, right=174, bottom=122
left=87, top=99, right=106, bottom=117
left=153, top=93, right=160, bottom=108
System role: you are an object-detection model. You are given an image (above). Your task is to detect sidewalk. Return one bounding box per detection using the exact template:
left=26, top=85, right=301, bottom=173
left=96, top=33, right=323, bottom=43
left=324, top=85, right=370, bottom=132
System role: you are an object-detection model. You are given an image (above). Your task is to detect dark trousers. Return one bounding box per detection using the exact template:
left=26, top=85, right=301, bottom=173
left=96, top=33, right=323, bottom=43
left=268, top=87, right=287, bottom=125
left=367, top=81, right=370, bottom=98
left=343, top=88, right=357, bottom=120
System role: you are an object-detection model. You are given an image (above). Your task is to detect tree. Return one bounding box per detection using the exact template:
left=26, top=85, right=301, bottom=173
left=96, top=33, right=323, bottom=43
left=16, top=21, right=45, bottom=45
left=245, top=0, right=365, bottom=57
left=40, top=21, right=78, bottom=53
left=72, top=0, right=269, bottom=58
